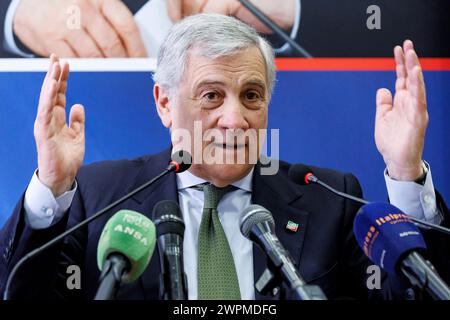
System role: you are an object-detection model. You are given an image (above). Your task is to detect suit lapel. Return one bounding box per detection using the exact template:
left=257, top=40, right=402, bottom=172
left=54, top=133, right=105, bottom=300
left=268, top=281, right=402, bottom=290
left=251, top=162, right=310, bottom=300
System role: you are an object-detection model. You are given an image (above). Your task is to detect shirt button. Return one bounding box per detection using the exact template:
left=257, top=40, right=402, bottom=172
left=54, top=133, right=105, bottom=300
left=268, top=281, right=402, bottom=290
left=272, top=287, right=279, bottom=296
left=44, top=208, right=54, bottom=216
left=423, top=194, right=433, bottom=204
left=405, top=288, right=415, bottom=300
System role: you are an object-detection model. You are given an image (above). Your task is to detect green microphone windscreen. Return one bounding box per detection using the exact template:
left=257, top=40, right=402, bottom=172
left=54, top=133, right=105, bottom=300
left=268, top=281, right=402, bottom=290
left=97, top=210, right=156, bottom=283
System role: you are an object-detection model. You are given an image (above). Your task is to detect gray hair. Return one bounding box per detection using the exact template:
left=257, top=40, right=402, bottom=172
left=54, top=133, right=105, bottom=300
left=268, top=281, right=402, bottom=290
left=153, top=13, right=276, bottom=98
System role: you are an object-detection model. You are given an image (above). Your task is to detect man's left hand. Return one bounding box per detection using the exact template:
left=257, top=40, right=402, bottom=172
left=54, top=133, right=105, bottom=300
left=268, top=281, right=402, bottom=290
left=375, top=40, right=428, bottom=181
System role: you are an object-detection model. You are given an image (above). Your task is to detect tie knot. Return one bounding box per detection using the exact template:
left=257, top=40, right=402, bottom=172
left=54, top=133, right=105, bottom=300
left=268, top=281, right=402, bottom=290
left=199, top=183, right=233, bottom=209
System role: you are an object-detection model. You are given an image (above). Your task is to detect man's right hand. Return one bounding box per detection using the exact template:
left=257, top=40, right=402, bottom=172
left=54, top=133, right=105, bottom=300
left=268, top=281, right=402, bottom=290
left=34, top=54, right=85, bottom=197
left=13, top=0, right=147, bottom=58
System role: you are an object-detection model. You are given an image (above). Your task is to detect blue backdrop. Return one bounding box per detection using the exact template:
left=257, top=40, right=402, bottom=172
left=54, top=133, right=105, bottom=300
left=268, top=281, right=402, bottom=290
left=0, top=70, right=448, bottom=226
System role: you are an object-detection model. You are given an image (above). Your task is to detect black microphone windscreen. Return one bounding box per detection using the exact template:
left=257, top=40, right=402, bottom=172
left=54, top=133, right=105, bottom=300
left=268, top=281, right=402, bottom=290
left=170, top=150, right=192, bottom=173
left=240, top=204, right=274, bottom=238
left=152, top=200, right=185, bottom=236
left=288, top=164, right=313, bottom=185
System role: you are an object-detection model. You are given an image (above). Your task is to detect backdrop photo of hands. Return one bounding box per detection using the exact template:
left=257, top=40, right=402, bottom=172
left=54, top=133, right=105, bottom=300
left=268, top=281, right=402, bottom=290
left=0, top=0, right=449, bottom=58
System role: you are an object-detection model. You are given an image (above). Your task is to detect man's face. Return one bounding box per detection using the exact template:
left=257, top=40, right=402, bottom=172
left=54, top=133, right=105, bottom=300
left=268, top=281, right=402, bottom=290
left=155, top=46, right=269, bottom=187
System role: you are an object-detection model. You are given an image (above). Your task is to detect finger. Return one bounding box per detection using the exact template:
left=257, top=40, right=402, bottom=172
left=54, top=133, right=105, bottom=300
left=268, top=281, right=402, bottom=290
left=202, top=0, right=241, bottom=15
left=403, top=39, right=415, bottom=80
left=41, top=54, right=58, bottom=93
left=405, top=48, right=421, bottom=72
left=69, top=104, right=85, bottom=135
left=405, top=49, right=421, bottom=90
left=403, top=39, right=414, bottom=54
left=394, top=45, right=406, bottom=91
left=37, top=78, right=58, bottom=126
left=48, top=41, right=78, bottom=58
left=84, top=13, right=127, bottom=57
left=66, top=29, right=103, bottom=58
left=100, top=0, right=147, bottom=57
left=395, top=77, right=406, bottom=92
left=167, top=0, right=183, bottom=22
left=376, top=88, right=393, bottom=119
left=409, top=65, right=427, bottom=109
left=48, top=60, right=62, bottom=99
left=38, top=57, right=66, bottom=125
left=39, top=60, right=61, bottom=113
left=56, top=62, right=70, bottom=108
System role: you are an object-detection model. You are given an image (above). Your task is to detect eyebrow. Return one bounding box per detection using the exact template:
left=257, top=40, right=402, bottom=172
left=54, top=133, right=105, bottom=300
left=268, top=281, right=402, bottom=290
left=245, top=79, right=267, bottom=91
left=194, top=78, right=267, bottom=91
left=194, top=80, right=226, bottom=89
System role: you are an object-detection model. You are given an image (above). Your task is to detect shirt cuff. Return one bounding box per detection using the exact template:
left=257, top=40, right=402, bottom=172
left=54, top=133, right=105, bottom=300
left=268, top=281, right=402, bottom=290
left=274, top=0, right=301, bottom=53
left=3, top=0, right=34, bottom=57
left=384, top=161, right=441, bottom=225
left=24, top=170, right=77, bottom=229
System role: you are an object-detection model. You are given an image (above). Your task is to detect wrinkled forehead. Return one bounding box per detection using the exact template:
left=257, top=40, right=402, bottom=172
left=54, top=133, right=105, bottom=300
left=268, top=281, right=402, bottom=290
left=182, top=46, right=269, bottom=91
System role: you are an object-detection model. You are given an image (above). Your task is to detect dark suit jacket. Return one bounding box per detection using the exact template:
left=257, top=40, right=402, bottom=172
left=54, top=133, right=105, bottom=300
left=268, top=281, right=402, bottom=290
left=0, top=0, right=11, bottom=58
left=1, top=148, right=449, bottom=300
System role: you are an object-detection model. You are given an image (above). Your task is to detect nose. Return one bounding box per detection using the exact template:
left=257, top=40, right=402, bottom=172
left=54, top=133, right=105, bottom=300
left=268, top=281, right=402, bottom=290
left=217, top=96, right=250, bottom=131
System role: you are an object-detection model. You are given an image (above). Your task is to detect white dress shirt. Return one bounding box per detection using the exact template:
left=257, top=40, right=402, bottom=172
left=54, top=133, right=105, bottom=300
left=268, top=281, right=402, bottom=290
left=384, top=161, right=441, bottom=224
left=176, top=169, right=254, bottom=300
left=23, top=162, right=441, bottom=299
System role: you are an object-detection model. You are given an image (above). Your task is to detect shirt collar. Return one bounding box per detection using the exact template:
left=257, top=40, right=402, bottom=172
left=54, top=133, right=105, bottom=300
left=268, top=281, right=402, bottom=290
left=176, top=167, right=254, bottom=192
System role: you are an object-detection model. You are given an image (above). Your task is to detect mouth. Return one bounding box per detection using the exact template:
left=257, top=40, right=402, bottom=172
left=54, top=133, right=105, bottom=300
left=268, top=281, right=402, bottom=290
left=213, top=143, right=247, bottom=150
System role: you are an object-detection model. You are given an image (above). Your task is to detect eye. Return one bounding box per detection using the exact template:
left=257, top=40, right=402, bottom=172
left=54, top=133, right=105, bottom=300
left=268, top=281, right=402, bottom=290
left=199, top=90, right=223, bottom=109
left=242, top=90, right=265, bottom=109
left=244, top=91, right=261, bottom=101
left=203, top=91, right=220, bottom=101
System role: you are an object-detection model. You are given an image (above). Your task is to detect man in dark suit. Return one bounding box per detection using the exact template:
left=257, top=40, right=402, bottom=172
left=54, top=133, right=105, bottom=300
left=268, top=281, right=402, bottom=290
left=0, top=14, right=449, bottom=300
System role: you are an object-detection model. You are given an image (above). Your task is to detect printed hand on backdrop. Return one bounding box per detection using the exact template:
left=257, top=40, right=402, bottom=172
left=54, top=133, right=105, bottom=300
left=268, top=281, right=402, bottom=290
left=375, top=40, right=429, bottom=181
left=167, top=0, right=296, bottom=34
left=34, top=55, right=85, bottom=197
left=14, top=0, right=147, bottom=57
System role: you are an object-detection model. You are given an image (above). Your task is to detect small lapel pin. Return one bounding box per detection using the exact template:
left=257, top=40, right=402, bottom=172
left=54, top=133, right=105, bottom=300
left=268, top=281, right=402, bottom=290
left=286, top=220, right=299, bottom=233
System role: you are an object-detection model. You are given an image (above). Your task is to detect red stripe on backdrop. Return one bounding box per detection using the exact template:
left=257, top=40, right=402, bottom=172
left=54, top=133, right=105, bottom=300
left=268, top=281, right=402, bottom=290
left=275, top=58, right=450, bottom=71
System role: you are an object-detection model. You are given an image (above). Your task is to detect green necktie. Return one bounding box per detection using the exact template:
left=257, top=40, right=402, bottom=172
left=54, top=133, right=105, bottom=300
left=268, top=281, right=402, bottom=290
left=197, top=183, right=241, bottom=300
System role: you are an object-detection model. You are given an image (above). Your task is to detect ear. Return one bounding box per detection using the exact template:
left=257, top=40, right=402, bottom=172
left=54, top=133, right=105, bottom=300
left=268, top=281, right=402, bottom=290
left=153, top=84, right=172, bottom=128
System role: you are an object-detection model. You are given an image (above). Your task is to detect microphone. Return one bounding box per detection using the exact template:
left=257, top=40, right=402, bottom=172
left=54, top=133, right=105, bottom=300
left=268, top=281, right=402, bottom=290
left=95, top=210, right=156, bottom=300
left=288, top=164, right=450, bottom=236
left=289, top=164, right=370, bottom=205
left=152, top=200, right=187, bottom=300
left=3, top=150, right=192, bottom=300
left=237, top=0, right=312, bottom=57
left=240, top=204, right=327, bottom=300
left=354, top=202, right=450, bottom=300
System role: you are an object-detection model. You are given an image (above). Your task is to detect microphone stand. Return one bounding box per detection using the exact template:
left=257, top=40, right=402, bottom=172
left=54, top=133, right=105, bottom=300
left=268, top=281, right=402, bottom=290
left=307, top=174, right=450, bottom=236
left=3, top=166, right=174, bottom=300
left=255, top=260, right=327, bottom=300
left=94, top=254, right=129, bottom=300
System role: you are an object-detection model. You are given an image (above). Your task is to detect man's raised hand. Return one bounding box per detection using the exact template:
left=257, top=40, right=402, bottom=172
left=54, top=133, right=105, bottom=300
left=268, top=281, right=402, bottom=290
left=375, top=40, right=428, bottom=181
left=34, top=54, right=85, bottom=197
